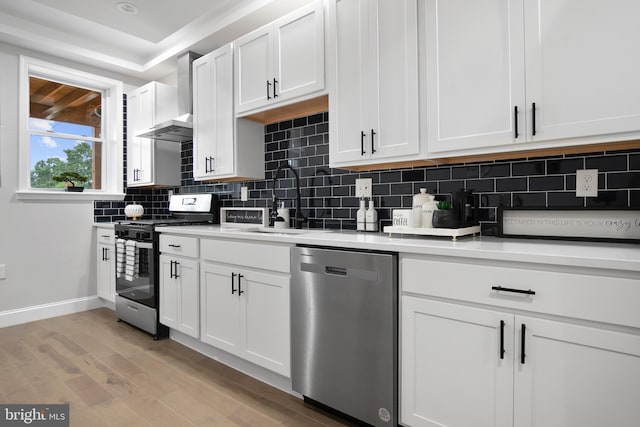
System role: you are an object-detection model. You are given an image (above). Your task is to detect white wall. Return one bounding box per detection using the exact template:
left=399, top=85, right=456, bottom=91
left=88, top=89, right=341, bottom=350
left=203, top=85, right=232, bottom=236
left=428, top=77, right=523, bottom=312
left=0, top=42, right=146, bottom=322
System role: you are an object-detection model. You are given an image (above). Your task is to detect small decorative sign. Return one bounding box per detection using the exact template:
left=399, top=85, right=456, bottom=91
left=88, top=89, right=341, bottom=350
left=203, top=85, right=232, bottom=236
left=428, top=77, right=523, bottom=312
left=498, top=208, right=640, bottom=243
left=221, top=208, right=269, bottom=227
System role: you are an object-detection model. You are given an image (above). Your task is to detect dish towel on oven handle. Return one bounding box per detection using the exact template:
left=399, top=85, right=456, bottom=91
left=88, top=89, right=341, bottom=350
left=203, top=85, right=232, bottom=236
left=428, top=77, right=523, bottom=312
left=116, top=238, right=126, bottom=278
left=124, top=239, right=139, bottom=281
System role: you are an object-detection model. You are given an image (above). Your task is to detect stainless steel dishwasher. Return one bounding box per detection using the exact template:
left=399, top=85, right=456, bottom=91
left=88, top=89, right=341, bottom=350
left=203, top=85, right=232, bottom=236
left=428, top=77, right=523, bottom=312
left=291, top=245, right=398, bottom=426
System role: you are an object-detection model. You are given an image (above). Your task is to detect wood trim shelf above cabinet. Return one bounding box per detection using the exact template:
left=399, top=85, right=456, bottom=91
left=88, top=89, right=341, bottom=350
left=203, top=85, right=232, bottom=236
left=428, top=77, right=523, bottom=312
left=340, top=139, right=640, bottom=172
left=240, top=95, right=328, bottom=125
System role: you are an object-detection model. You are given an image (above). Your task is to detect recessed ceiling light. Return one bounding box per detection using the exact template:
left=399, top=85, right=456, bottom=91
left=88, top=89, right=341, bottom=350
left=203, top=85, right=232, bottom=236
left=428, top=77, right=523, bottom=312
left=116, top=2, right=138, bottom=15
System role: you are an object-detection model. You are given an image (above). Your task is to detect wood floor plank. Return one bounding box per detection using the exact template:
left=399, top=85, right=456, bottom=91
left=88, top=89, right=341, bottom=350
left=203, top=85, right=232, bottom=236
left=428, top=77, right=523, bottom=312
left=0, top=308, right=351, bottom=426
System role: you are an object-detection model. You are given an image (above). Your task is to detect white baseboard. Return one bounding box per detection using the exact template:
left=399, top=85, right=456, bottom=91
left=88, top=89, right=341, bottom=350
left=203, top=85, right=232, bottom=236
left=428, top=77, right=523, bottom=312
left=0, top=296, right=104, bottom=328
left=170, top=330, right=298, bottom=397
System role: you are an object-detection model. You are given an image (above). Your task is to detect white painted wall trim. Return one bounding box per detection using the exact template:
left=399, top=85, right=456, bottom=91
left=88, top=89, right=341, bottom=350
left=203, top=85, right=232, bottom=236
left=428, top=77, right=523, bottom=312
left=0, top=296, right=104, bottom=328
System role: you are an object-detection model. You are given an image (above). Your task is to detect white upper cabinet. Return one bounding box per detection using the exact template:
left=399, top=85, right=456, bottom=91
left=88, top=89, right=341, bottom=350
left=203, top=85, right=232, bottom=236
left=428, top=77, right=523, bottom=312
left=193, top=44, right=264, bottom=181
left=234, top=1, right=325, bottom=115
left=523, top=0, right=640, bottom=143
left=329, top=0, right=420, bottom=167
left=426, top=0, right=640, bottom=156
left=126, top=81, right=180, bottom=187
left=425, top=0, right=525, bottom=153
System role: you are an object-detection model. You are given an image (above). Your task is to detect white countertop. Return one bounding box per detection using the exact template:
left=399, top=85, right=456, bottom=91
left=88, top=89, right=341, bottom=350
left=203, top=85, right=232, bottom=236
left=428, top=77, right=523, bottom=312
left=157, top=225, right=640, bottom=274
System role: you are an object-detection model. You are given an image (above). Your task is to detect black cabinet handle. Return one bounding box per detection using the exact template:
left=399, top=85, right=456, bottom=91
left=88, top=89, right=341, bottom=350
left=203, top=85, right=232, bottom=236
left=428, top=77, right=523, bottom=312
left=266, top=80, right=272, bottom=100
left=273, top=78, right=278, bottom=98
left=514, top=106, right=519, bottom=138
left=169, top=260, right=174, bottom=279
left=238, top=274, right=245, bottom=295
left=231, top=272, right=237, bottom=294
left=500, top=320, right=505, bottom=360
left=521, top=323, right=527, bottom=364
left=371, top=129, right=376, bottom=154
left=532, top=102, right=536, bottom=136
left=101, top=247, right=105, bottom=261
left=491, top=286, right=536, bottom=295
left=360, top=131, right=366, bottom=156
left=205, top=157, right=210, bottom=173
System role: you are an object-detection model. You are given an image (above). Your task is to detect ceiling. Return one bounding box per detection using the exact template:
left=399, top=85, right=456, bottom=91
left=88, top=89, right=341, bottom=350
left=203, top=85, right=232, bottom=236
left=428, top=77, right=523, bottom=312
left=0, top=0, right=311, bottom=81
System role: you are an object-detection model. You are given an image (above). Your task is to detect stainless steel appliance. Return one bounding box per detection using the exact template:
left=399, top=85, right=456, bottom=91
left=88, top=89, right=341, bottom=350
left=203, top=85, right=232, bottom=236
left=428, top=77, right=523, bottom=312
left=291, top=246, right=398, bottom=426
left=114, top=193, right=219, bottom=339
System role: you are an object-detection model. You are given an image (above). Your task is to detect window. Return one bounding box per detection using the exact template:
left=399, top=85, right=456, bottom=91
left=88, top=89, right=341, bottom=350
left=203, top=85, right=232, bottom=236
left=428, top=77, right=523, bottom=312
left=18, top=56, right=124, bottom=200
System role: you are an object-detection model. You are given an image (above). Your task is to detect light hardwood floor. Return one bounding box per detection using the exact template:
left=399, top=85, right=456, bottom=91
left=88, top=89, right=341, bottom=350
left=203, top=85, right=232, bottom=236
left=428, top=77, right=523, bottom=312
left=0, top=308, right=354, bottom=426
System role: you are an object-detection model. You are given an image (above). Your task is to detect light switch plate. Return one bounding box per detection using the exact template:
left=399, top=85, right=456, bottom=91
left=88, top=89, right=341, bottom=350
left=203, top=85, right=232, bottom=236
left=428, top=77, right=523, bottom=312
left=355, top=178, right=372, bottom=198
left=240, top=186, right=248, bottom=201
left=576, top=169, right=598, bottom=197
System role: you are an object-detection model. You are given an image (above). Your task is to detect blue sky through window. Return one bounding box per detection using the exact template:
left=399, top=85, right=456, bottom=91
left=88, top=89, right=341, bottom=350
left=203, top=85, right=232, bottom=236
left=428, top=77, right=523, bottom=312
left=29, top=118, right=95, bottom=168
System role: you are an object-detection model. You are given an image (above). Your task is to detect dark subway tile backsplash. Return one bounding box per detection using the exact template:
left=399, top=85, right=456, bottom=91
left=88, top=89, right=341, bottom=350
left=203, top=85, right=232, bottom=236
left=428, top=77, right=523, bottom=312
left=96, top=110, right=640, bottom=235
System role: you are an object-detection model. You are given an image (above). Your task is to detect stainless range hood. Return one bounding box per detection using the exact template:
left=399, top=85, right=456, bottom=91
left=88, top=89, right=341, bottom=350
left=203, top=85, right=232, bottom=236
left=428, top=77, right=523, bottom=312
left=136, top=51, right=201, bottom=143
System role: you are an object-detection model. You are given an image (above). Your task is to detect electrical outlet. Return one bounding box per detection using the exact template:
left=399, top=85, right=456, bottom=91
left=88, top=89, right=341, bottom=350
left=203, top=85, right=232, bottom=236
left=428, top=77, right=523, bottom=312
left=0, top=264, right=6, bottom=280
left=576, top=169, right=598, bottom=197
left=355, top=178, right=373, bottom=198
left=240, top=186, right=248, bottom=201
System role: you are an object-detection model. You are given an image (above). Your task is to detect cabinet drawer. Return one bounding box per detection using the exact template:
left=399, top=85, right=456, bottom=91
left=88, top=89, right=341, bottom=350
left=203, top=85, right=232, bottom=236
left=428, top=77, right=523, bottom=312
left=159, top=234, right=199, bottom=258
left=201, top=238, right=291, bottom=273
left=401, top=256, right=640, bottom=328
left=96, top=228, right=114, bottom=244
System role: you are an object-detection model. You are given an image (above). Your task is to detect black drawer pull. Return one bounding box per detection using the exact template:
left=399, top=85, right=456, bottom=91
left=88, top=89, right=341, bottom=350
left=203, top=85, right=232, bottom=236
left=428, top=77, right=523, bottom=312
left=168, top=244, right=182, bottom=248
left=499, top=320, right=505, bottom=360
left=238, top=274, right=245, bottom=295
left=492, top=286, right=535, bottom=295
left=521, top=323, right=527, bottom=364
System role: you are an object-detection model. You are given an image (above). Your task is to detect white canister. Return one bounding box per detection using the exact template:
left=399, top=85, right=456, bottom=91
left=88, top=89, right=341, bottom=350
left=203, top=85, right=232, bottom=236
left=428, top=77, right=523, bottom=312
left=412, top=188, right=432, bottom=228
left=421, top=198, right=438, bottom=228
left=124, top=202, right=144, bottom=220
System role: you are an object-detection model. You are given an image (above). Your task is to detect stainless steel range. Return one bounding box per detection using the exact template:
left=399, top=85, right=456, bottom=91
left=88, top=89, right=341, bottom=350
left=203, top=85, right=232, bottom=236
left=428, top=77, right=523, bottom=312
left=114, top=193, right=219, bottom=339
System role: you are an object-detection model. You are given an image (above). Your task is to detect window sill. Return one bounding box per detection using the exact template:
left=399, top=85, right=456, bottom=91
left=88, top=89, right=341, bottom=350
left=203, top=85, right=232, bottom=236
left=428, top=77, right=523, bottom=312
left=16, top=190, right=125, bottom=202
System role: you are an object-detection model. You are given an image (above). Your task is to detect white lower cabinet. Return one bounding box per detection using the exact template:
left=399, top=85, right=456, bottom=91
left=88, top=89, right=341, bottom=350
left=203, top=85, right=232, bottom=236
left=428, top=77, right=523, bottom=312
left=200, top=239, right=291, bottom=377
left=401, top=297, right=513, bottom=427
left=159, top=255, right=199, bottom=338
left=96, top=227, right=116, bottom=303
left=401, top=256, right=640, bottom=427
left=159, top=234, right=200, bottom=339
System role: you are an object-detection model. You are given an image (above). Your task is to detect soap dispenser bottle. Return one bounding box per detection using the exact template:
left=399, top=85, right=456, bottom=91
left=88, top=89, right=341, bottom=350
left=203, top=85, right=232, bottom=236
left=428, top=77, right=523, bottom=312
left=357, top=198, right=367, bottom=231
left=365, top=198, right=378, bottom=232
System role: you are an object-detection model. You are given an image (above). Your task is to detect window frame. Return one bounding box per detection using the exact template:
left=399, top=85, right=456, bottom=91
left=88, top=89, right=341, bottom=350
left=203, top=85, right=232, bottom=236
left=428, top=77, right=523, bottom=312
left=17, top=56, right=124, bottom=201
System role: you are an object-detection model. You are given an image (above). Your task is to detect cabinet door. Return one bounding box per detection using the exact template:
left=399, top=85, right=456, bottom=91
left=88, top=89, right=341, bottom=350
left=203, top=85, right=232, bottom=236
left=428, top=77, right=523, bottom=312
left=369, top=0, right=420, bottom=158
left=239, top=269, right=290, bottom=377
left=328, top=0, right=370, bottom=163
left=425, top=0, right=526, bottom=153
left=514, top=316, right=640, bottom=427
left=401, top=297, right=513, bottom=427
left=193, top=45, right=235, bottom=180
left=159, top=255, right=199, bottom=337
left=96, top=243, right=115, bottom=302
left=200, top=263, right=241, bottom=355
left=235, top=26, right=273, bottom=114
left=126, top=87, right=154, bottom=186
left=273, top=1, right=324, bottom=102
left=159, top=254, right=177, bottom=329
left=524, top=0, right=640, bottom=142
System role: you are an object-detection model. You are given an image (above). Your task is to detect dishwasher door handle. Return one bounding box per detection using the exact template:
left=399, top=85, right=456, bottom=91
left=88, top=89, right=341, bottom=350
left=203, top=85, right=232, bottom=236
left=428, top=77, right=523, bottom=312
left=325, top=266, right=347, bottom=276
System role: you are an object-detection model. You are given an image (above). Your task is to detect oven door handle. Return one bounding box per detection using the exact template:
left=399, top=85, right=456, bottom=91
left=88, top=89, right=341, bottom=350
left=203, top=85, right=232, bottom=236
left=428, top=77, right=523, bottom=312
left=135, top=242, right=153, bottom=249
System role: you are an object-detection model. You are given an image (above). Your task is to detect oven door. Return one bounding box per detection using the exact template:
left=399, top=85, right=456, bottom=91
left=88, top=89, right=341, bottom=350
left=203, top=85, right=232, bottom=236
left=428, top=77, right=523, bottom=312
left=115, top=239, right=155, bottom=308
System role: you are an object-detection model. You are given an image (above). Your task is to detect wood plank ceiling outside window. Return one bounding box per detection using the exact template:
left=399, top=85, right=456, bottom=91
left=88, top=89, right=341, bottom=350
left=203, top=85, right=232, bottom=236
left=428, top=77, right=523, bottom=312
left=29, top=76, right=103, bottom=188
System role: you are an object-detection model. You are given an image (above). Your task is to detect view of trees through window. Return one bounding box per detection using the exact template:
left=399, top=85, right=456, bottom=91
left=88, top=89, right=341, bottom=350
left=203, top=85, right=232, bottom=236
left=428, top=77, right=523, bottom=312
left=29, top=76, right=103, bottom=189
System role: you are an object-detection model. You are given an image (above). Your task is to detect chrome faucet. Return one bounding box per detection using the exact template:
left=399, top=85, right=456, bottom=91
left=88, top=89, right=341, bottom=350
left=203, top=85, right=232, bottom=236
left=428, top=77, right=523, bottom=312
left=271, top=164, right=306, bottom=229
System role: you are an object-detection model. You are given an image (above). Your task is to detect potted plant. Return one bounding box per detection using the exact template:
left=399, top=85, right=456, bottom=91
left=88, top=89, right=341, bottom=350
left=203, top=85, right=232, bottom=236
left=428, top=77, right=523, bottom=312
left=52, top=171, right=88, bottom=192
left=432, top=200, right=459, bottom=228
